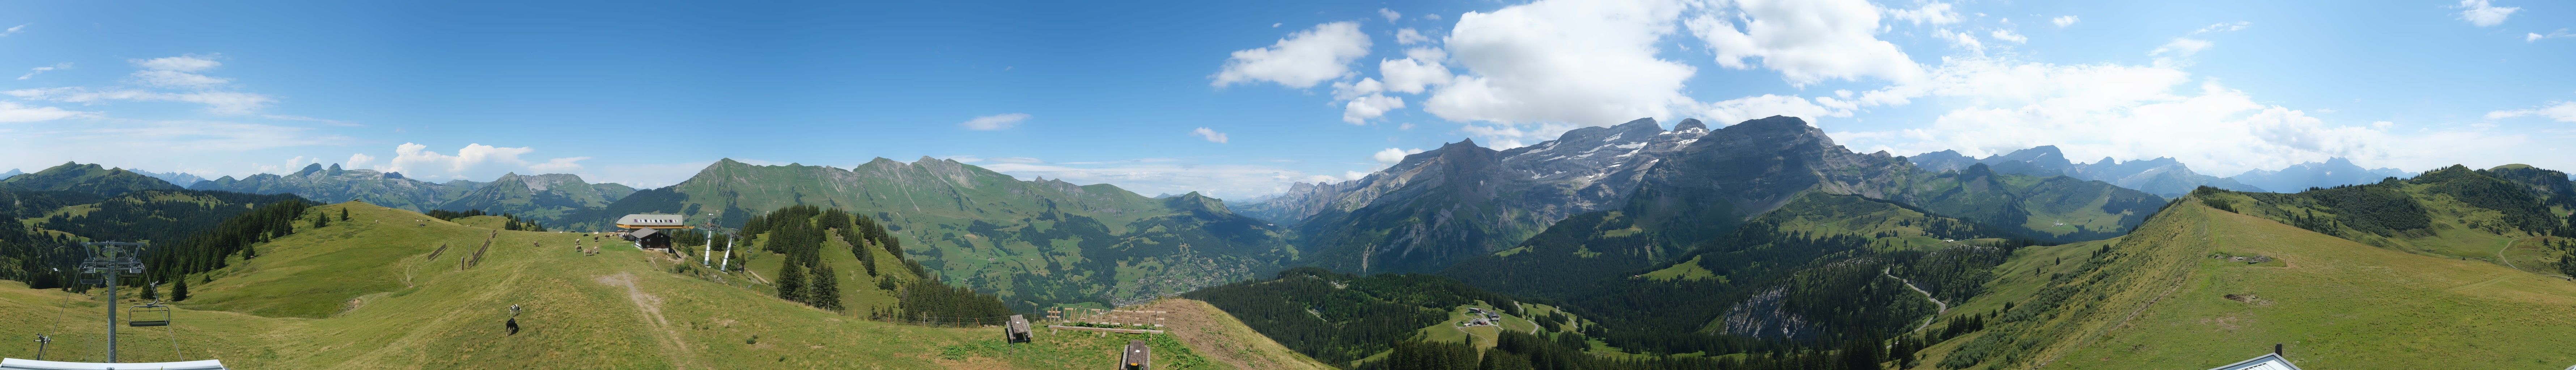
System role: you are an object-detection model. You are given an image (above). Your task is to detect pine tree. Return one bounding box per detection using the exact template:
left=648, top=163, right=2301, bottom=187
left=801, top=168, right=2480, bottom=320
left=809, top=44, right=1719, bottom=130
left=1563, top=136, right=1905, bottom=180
left=171, top=278, right=189, bottom=302
left=311, top=214, right=329, bottom=228
left=776, top=261, right=807, bottom=304
left=339, top=208, right=349, bottom=221
left=140, top=282, right=159, bottom=301
left=807, top=262, right=843, bottom=311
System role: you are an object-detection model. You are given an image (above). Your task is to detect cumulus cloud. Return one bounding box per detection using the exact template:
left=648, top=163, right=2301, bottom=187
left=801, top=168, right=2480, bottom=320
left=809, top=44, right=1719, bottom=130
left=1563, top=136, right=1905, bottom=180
left=1425, top=0, right=1696, bottom=127
left=1211, top=22, right=1373, bottom=89
left=2052, top=15, right=2079, bottom=27
left=2458, top=0, right=2518, bottom=27
left=1190, top=127, right=1230, bottom=143
left=1688, top=0, right=1924, bottom=86
left=17, top=62, right=68, bottom=80
left=1372, top=148, right=1425, bottom=164
left=1344, top=95, right=1406, bottom=124
left=1396, top=28, right=1432, bottom=45
left=1885, top=3, right=1961, bottom=25
left=958, top=113, right=1030, bottom=130
left=1990, top=29, right=2027, bottom=43
left=348, top=153, right=375, bottom=167
left=377, top=143, right=588, bottom=180
left=2487, top=101, right=2576, bottom=122
left=1378, top=48, right=1452, bottom=94
left=1379, top=8, right=1401, bottom=22
left=1828, top=54, right=2528, bottom=175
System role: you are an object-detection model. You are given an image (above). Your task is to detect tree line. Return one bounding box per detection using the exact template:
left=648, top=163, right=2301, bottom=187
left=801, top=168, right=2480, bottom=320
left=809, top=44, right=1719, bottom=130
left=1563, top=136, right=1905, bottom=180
left=740, top=204, right=1004, bottom=326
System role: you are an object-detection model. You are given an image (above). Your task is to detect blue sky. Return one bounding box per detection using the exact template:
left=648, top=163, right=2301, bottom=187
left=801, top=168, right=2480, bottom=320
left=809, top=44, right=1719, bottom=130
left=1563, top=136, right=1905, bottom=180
left=1, top=0, right=2571, bottom=199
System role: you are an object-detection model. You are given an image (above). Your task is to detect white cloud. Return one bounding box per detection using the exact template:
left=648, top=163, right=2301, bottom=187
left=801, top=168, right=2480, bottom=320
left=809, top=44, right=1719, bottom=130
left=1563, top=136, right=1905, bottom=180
left=1830, top=54, right=2536, bottom=176
left=1425, top=0, right=1696, bottom=127
left=1372, top=148, right=1425, bottom=164
left=1692, top=95, right=1847, bottom=127
left=1885, top=3, right=1961, bottom=25
left=133, top=55, right=221, bottom=73
left=4, top=87, right=276, bottom=115
left=378, top=143, right=586, bottom=180
left=1379, top=8, right=1402, bottom=22
left=1211, top=22, right=1373, bottom=89
left=958, top=113, right=1030, bottom=130
left=1395, top=28, right=1431, bottom=45
left=2052, top=15, right=2079, bottom=27
left=2151, top=38, right=2213, bottom=57
left=1378, top=48, right=1453, bottom=94
left=529, top=156, right=589, bottom=172
left=2529, top=29, right=2572, bottom=42
left=4, top=55, right=276, bottom=114
left=1343, top=94, right=1406, bottom=124
left=347, top=153, right=375, bottom=167
left=17, top=62, right=68, bottom=80
left=2487, top=101, right=2576, bottom=122
left=1990, top=29, right=2027, bottom=43
left=1688, top=0, right=1924, bottom=85
left=132, top=69, right=232, bottom=88
left=0, top=101, right=94, bottom=122
left=2458, top=0, right=2518, bottom=27
left=1938, top=29, right=1985, bottom=52
left=0, top=24, right=23, bottom=38
left=2192, top=21, right=2251, bottom=35
left=1190, top=127, right=1230, bottom=143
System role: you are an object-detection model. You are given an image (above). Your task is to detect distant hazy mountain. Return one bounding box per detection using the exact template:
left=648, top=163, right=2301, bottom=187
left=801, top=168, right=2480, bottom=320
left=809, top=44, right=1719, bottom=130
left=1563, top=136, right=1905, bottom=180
left=1911, top=145, right=2265, bottom=197
left=574, top=158, right=1298, bottom=309
left=435, top=173, right=635, bottom=223
left=1239, top=117, right=1713, bottom=275
left=0, top=162, right=184, bottom=197
left=0, top=169, right=20, bottom=181
left=2225, top=157, right=2415, bottom=192
left=132, top=170, right=207, bottom=187
left=190, top=163, right=485, bottom=212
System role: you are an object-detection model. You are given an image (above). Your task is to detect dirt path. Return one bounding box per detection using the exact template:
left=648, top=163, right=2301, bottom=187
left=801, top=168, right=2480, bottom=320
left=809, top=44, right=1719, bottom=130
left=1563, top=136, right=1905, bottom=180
left=1885, top=267, right=1946, bottom=333
left=2498, top=236, right=2532, bottom=272
left=597, top=272, right=699, bottom=369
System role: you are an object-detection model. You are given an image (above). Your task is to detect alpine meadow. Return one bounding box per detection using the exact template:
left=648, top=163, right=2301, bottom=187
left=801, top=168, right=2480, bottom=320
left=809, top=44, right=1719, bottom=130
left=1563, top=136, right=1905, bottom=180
left=3, top=0, right=2574, bottom=369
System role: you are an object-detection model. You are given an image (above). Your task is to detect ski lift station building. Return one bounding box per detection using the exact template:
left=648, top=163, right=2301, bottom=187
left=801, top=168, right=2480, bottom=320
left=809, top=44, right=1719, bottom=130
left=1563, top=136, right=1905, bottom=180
left=617, top=214, right=688, bottom=250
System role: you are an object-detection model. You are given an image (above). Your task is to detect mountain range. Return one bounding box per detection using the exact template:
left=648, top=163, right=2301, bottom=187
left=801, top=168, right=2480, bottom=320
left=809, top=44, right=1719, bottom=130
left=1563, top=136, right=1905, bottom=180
left=1910, top=145, right=2266, bottom=198
left=2226, top=156, right=2417, bottom=192
left=567, top=157, right=1298, bottom=309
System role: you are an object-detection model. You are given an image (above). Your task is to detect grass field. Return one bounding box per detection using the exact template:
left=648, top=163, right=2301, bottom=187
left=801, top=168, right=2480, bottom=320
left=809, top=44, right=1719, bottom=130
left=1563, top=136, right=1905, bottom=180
left=1910, top=198, right=2576, bottom=369
left=0, top=202, right=1329, bottom=369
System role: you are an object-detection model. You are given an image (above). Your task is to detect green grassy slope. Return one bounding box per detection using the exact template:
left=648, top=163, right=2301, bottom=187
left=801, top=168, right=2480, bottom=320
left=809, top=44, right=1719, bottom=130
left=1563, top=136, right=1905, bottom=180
left=575, top=159, right=1300, bottom=310
left=0, top=202, right=1325, bottom=369
left=1913, top=198, right=2576, bottom=369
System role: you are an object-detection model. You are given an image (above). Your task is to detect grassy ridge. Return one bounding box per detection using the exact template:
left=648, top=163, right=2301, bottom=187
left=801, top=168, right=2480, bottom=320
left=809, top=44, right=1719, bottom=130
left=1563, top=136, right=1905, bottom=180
left=0, top=202, right=1328, bottom=369
left=1912, top=198, right=2576, bottom=369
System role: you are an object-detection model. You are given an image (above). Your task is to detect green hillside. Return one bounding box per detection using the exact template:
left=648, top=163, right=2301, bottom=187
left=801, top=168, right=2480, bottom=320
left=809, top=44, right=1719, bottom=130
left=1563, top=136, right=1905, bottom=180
left=576, top=158, right=1300, bottom=310
left=0, top=162, right=183, bottom=197
left=0, top=201, right=1329, bottom=369
left=1911, top=197, right=2576, bottom=369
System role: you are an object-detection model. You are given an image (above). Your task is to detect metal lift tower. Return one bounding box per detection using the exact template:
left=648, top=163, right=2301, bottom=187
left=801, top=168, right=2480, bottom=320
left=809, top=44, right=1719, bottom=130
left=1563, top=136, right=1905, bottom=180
left=77, top=242, right=147, bottom=363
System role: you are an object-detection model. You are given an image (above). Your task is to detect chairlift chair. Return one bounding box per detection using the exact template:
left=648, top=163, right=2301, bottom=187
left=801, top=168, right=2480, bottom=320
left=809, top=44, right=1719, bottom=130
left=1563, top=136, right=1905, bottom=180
left=129, top=301, right=170, bottom=327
